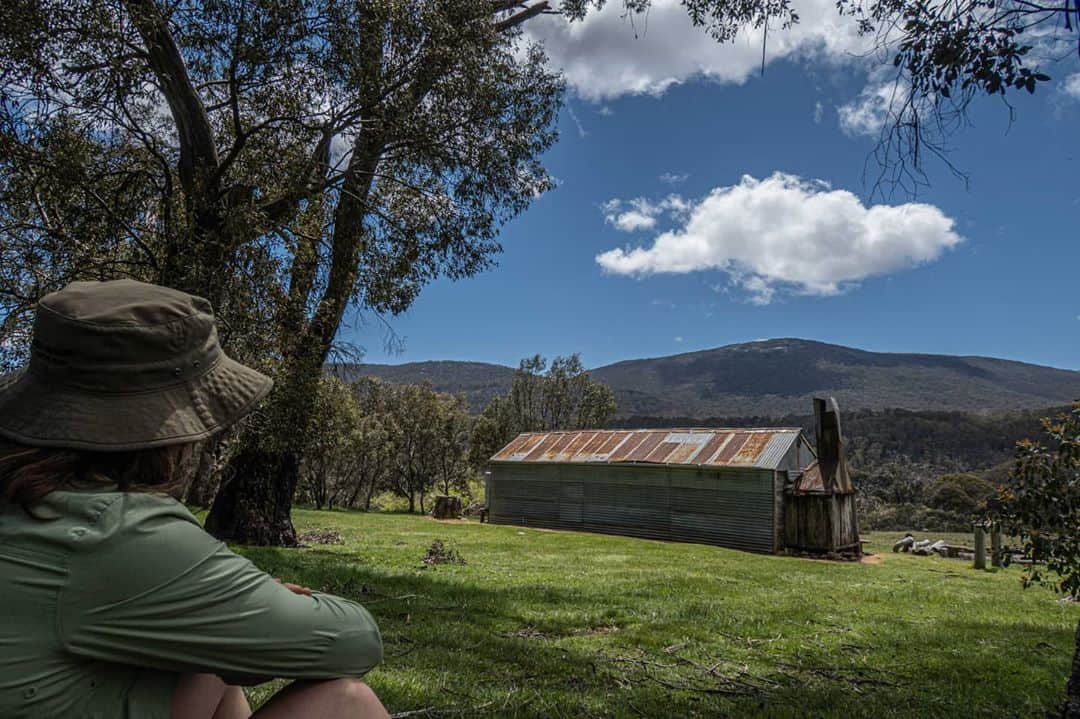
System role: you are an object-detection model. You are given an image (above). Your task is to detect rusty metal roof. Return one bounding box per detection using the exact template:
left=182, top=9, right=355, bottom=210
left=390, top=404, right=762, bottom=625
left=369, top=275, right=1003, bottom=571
left=490, top=428, right=804, bottom=470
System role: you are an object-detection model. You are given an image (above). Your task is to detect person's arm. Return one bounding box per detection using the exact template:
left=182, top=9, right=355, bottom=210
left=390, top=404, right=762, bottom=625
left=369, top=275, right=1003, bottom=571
left=57, top=495, right=382, bottom=683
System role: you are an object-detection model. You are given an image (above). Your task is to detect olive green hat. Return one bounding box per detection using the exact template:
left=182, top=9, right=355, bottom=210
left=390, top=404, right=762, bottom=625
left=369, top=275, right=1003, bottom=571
left=0, top=279, right=272, bottom=451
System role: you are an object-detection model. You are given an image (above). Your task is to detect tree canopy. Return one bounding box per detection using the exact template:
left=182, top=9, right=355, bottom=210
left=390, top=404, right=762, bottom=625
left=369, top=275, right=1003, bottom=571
left=987, top=402, right=1080, bottom=718
left=470, top=353, right=617, bottom=467
left=1, top=0, right=564, bottom=543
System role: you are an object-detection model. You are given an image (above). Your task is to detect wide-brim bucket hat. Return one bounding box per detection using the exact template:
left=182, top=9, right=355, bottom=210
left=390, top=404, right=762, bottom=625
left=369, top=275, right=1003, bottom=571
left=0, top=279, right=272, bottom=451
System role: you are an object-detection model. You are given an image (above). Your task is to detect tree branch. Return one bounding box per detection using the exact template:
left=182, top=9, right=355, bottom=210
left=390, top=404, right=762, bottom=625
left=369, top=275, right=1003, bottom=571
left=495, top=1, right=550, bottom=32
left=122, top=0, right=220, bottom=194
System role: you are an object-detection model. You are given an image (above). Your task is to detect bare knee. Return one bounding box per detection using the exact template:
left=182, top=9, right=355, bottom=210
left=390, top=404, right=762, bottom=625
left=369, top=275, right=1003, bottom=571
left=252, top=677, right=388, bottom=719
left=170, top=673, right=229, bottom=719
left=332, top=678, right=377, bottom=703
left=328, top=678, right=386, bottom=716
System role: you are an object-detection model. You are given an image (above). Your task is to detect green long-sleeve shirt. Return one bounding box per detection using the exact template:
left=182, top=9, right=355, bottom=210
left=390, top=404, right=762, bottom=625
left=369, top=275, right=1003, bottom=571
left=0, top=485, right=383, bottom=718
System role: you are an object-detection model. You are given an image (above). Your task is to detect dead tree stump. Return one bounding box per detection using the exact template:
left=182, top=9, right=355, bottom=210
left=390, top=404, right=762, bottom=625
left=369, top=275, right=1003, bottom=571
left=432, top=495, right=463, bottom=520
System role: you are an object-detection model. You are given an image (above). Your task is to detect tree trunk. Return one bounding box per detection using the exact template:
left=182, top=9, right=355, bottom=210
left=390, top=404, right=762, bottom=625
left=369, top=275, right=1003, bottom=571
left=183, top=436, right=225, bottom=507
left=1065, top=619, right=1080, bottom=719
left=204, top=445, right=300, bottom=546
left=205, top=340, right=324, bottom=545
left=407, top=491, right=416, bottom=513
left=364, top=481, right=376, bottom=511
left=419, top=493, right=426, bottom=515
left=203, top=78, right=385, bottom=545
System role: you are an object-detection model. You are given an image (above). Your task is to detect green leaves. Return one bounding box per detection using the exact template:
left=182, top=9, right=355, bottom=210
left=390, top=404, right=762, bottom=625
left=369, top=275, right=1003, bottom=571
left=470, top=353, right=617, bottom=467
left=987, top=402, right=1080, bottom=599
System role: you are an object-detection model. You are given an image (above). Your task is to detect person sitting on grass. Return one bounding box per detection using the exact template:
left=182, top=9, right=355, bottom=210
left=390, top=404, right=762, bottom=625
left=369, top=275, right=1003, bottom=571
left=0, top=279, right=390, bottom=719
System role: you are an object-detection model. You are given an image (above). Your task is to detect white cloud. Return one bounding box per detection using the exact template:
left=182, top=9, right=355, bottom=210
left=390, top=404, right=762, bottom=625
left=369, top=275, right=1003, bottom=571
left=602, top=195, right=690, bottom=232
left=659, top=172, right=690, bottom=185
left=596, top=172, right=963, bottom=304
left=612, top=209, right=657, bottom=231
left=1063, top=73, right=1080, bottom=101
left=674, top=336, right=684, bottom=342
left=523, top=0, right=871, bottom=101
left=597, top=105, right=615, bottom=116
left=813, top=100, right=824, bottom=124
left=837, top=78, right=905, bottom=137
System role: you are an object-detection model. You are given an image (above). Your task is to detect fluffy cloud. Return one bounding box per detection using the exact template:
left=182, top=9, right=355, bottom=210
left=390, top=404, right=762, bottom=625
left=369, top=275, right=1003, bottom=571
left=602, top=195, right=690, bottom=232
left=596, top=172, right=963, bottom=303
left=837, top=78, right=905, bottom=137
left=523, top=0, right=871, bottom=101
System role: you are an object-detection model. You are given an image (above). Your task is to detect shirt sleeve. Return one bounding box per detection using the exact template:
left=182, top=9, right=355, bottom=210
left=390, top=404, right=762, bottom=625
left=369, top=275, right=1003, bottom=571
left=57, top=494, right=382, bottom=682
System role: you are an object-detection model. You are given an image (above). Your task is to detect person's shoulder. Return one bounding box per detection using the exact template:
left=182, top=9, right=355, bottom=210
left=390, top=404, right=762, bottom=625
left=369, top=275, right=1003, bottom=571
left=62, top=492, right=225, bottom=601
left=9, top=489, right=203, bottom=552
left=93, top=491, right=208, bottom=544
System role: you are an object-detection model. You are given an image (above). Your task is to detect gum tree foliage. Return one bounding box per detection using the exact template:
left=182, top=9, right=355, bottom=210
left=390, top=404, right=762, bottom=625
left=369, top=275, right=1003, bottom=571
left=433, top=392, right=473, bottom=497
left=299, top=376, right=362, bottom=511
left=0, top=0, right=563, bottom=544
left=987, top=403, right=1080, bottom=718
left=299, top=376, right=469, bottom=512
left=338, top=375, right=396, bottom=511
left=381, top=381, right=471, bottom=514
left=927, top=472, right=995, bottom=514
left=470, top=353, right=617, bottom=469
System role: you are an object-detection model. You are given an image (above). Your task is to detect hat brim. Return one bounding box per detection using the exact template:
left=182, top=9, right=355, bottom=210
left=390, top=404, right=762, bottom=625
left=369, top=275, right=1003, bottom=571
left=0, top=354, right=272, bottom=452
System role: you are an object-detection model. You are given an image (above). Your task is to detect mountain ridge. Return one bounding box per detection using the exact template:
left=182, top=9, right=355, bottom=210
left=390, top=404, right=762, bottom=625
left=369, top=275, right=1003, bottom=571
left=332, top=338, right=1080, bottom=417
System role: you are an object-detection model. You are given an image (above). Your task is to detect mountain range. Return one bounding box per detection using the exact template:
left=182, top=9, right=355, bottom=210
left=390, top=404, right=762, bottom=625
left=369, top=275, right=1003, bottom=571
left=332, top=338, right=1080, bottom=417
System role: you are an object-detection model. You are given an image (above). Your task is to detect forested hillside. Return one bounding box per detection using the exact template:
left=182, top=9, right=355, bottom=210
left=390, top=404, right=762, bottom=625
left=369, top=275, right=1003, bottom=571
left=338, top=339, right=1080, bottom=417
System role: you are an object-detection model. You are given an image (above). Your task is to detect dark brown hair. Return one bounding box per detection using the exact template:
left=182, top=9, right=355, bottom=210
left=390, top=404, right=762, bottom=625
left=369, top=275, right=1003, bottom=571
left=0, top=440, right=198, bottom=508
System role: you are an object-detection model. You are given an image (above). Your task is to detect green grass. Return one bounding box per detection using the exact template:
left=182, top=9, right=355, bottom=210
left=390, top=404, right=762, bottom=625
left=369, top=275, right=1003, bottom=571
left=233, top=510, right=1078, bottom=718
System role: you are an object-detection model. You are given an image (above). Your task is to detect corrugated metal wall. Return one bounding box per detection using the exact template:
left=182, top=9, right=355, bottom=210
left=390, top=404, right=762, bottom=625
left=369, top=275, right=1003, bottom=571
left=488, top=463, right=776, bottom=553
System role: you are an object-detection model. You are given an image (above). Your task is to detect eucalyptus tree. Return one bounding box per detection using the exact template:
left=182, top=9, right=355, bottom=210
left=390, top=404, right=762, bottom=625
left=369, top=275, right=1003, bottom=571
left=300, top=376, right=362, bottom=511
left=382, top=381, right=442, bottom=514
left=335, top=375, right=395, bottom=511
left=433, top=392, right=473, bottom=497
left=1, top=0, right=561, bottom=543
left=470, top=353, right=617, bottom=468
left=988, top=403, right=1080, bottom=718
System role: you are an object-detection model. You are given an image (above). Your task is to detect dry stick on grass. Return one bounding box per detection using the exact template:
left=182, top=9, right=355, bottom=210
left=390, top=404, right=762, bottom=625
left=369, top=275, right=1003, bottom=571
left=611, top=652, right=764, bottom=697
left=717, top=631, right=783, bottom=648
left=363, top=593, right=419, bottom=604
left=664, top=651, right=778, bottom=693
left=389, top=699, right=497, bottom=718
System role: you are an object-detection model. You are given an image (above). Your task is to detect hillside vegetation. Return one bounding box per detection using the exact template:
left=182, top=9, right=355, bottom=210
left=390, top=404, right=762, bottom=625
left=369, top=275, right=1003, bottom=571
left=337, top=339, right=1080, bottom=417
left=238, top=510, right=1078, bottom=718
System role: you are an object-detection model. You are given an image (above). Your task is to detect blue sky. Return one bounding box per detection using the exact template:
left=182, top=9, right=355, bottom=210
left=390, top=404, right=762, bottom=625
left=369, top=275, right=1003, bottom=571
left=346, top=3, right=1080, bottom=371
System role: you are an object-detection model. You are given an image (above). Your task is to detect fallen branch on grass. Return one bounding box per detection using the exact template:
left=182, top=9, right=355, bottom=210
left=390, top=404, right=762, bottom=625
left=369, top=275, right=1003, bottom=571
left=390, top=699, right=497, bottom=718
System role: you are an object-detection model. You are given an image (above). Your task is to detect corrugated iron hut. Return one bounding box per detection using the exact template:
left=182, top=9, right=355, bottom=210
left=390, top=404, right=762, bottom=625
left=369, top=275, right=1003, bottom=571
left=486, top=397, right=859, bottom=555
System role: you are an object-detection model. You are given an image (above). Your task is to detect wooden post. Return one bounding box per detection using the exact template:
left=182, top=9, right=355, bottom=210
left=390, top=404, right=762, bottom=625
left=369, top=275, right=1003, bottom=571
left=990, top=523, right=1002, bottom=568
left=973, top=524, right=986, bottom=570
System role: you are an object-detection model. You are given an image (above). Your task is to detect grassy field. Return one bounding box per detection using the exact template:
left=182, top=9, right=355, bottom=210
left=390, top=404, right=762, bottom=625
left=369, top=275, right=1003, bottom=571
left=233, top=510, right=1078, bottom=718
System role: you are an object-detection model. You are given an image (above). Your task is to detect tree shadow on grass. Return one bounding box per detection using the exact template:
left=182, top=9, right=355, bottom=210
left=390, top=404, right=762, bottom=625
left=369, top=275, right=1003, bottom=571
left=238, top=546, right=1075, bottom=718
